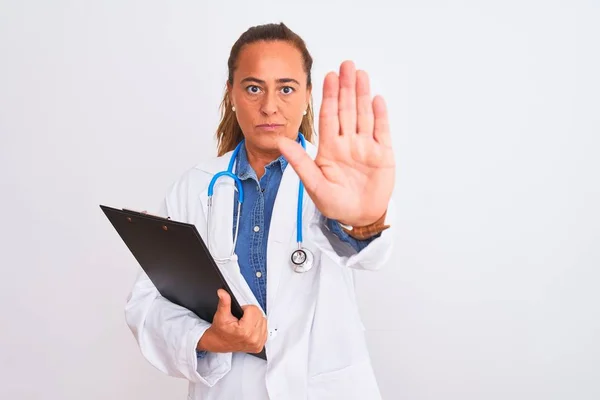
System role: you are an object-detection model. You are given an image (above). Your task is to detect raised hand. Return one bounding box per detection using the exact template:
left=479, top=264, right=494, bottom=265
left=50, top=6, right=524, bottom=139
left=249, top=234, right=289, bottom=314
left=278, top=60, right=395, bottom=227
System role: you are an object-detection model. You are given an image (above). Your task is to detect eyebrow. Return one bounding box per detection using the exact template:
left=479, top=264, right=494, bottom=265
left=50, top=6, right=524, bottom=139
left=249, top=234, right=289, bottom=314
left=240, top=77, right=301, bottom=86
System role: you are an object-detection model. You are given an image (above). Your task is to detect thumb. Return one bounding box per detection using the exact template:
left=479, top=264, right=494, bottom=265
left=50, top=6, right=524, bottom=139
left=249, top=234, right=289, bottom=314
left=216, top=289, right=233, bottom=316
left=277, top=136, right=324, bottom=195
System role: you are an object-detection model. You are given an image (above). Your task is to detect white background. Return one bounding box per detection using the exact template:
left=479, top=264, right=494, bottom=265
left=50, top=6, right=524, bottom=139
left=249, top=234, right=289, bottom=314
left=1, top=1, right=598, bottom=399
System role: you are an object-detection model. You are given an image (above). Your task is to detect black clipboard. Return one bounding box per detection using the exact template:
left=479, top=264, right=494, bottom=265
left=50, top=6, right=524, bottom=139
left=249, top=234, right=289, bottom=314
left=100, top=205, right=267, bottom=360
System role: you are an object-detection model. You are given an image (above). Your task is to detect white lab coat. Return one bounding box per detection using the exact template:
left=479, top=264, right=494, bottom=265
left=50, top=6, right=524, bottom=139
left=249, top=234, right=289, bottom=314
left=125, top=141, right=395, bottom=399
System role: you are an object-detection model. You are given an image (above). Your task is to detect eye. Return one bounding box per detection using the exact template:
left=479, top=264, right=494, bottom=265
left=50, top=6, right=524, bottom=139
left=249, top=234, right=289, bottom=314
left=281, top=86, right=295, bottom=95
left=246, top=85, right=262, bottom=94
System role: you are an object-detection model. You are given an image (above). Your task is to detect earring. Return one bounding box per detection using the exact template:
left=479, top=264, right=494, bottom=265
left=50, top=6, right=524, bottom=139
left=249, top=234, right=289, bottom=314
left=303, top=110, right=307, bottom=116
left=232, top=106, right=236, bottom=112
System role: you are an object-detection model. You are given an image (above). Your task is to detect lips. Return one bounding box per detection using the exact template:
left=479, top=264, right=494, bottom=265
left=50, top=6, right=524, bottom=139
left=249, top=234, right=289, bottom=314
left=256, top=124, right=284, bottom=131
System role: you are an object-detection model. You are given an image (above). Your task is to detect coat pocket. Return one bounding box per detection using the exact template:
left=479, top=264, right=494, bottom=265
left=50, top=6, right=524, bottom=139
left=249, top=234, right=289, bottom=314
left=308, top=365, right=354, bottom=399
left=308, top=361, right=380, bottom=400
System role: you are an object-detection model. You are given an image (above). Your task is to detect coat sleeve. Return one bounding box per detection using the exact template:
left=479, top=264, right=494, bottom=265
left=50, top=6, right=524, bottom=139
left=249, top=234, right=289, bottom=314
left=310, top=195, right=397, bottom=271
left=123, top=184, right=233, bottom=386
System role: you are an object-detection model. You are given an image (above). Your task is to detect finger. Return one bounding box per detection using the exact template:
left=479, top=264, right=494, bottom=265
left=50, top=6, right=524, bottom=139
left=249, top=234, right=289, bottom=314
left=240, top=305, right=261, bottom=328
left=338, top=60, right=357, bottom=136
left=216, top=289, right=233, bottom=316
left=277, top=136, right=326, bottom=196
left=251, top=317, right=267, bottom=350
left=258, top=318, right=268, bottom=347
left=356, top=70, right=374, bottom=135
left=373, top=95, right=391, bottom=147
left=319, top=71, right=340, bottom=145
left=261, top=319, right=269, bottom=344
left=254, top=317, right=266, bottom=342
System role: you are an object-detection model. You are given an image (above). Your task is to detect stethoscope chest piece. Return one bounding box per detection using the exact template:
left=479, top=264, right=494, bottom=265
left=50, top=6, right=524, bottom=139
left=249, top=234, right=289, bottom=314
left=291, top=247, right=314, bottom=273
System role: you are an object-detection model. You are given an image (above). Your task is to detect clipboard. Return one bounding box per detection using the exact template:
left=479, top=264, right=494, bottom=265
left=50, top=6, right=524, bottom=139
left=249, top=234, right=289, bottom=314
left=100, top=205, right=267, bottom=360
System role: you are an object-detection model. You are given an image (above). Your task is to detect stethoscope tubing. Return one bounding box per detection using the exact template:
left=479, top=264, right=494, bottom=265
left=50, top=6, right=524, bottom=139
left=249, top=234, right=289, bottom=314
left=207, top=133, right=308, bottom=265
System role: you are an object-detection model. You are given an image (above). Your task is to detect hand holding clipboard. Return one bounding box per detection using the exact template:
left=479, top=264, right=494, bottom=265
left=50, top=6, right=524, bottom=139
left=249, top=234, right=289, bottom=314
left=100, top=205, right=267, bottom=360
left=196, top=288, right=268, bottom=355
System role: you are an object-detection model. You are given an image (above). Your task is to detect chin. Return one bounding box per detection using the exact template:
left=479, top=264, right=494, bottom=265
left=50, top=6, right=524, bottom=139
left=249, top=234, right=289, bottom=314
left=247, top=133, right=282, bottom=152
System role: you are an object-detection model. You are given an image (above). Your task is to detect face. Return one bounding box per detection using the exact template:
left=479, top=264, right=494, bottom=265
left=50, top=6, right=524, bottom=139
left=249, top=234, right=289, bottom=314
left=228, top=40, right=311, bottom=154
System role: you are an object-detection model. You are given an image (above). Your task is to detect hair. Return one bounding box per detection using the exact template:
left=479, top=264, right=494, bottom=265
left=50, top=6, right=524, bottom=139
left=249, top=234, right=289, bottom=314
left=215, top=23, right=315, bottom=156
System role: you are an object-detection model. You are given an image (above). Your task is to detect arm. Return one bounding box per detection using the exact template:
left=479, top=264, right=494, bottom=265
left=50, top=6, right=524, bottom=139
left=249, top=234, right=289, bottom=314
left=311, top=197, right=396, bottom=271
left=277, top=61, right=396, bottom=270
left=124, top=269, right=232, bottom=386
left=124, top=183, right=267, bottom=383
left=123, top=196, right=232, bottom=387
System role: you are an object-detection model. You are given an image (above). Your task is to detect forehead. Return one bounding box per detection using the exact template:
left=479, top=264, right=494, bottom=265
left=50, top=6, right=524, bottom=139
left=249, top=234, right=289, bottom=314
left=233, top=40, right=306, bottom=83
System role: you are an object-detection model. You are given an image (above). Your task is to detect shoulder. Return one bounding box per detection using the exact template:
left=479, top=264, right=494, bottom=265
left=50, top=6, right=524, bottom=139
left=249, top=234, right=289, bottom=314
left=163, top=150, right=233, bottom=209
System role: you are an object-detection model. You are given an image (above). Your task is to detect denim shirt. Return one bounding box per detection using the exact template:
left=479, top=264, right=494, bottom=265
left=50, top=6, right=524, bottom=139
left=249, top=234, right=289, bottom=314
left=197, top=143, right=377, bottom=358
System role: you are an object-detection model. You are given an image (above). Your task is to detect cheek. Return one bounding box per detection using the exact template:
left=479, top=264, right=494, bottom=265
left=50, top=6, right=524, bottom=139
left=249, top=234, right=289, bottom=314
left=283, top=96, right=305, bottom=117
left=287, top=111, right=303, bottom=127
left=235, top=100, right=258, bottom=123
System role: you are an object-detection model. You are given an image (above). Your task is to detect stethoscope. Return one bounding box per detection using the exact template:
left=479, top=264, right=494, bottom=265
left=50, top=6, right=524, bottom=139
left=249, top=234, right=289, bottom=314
left=206, top=133, right=314, bottom=273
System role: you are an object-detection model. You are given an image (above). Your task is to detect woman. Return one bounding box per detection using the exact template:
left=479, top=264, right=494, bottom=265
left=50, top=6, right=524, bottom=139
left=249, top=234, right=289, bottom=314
left=125, top=22, right=396, bottom=399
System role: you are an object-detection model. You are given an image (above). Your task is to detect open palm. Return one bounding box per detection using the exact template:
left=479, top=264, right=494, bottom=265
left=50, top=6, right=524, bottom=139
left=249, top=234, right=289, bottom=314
left=278, top=61, right=395, bottom=227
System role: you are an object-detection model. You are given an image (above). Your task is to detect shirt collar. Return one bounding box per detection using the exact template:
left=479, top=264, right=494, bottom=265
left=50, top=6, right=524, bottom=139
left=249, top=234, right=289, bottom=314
left=235, top=141, right=292, bottom=180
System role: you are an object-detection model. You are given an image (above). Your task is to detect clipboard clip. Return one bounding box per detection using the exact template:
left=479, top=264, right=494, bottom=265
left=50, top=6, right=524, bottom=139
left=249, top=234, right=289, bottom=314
left=122, top=208, right=171, bottom=221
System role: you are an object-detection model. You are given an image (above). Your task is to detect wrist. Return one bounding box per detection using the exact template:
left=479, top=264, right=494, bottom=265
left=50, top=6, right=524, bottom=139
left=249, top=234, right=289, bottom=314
left=196, top=327, right=214, bottom=352
left=338, top=210, right=390, bottom=240
left=337, top=210, right=386, bottom=227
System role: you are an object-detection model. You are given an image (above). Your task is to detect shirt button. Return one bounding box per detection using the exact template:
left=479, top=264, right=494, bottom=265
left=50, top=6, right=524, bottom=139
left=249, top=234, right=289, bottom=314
left=253, top=226, right=260, bottom=232
left=256, top=271, right=262, bottom=278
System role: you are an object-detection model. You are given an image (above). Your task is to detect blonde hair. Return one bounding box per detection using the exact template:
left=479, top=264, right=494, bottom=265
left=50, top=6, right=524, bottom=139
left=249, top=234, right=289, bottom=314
left=215, top=23, right=316, bottom=156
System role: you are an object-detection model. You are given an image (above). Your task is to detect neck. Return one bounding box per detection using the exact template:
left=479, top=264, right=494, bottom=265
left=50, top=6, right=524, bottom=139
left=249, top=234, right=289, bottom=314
left=244, top=143, right=281, bottom=180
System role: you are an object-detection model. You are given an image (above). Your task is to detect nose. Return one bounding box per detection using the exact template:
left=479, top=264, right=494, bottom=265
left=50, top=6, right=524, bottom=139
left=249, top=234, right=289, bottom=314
left=260, top=91, right=278, bottom=116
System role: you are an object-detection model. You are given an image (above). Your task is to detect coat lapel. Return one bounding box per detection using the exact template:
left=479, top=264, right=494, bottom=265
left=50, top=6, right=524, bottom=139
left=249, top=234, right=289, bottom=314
left=197, top=151, right=235, bottom=261
left=196, top=152, right=262, bottom=310
left=266, top=141, right=318, bottom=315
